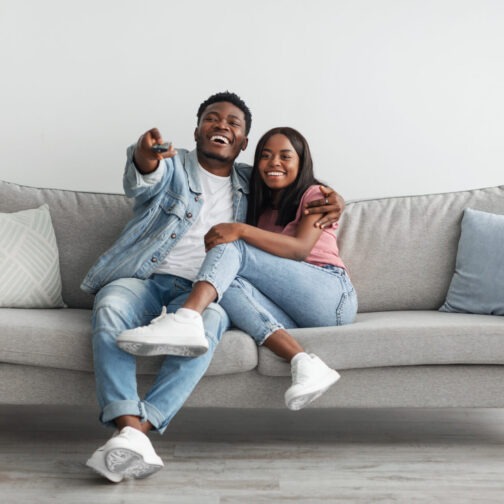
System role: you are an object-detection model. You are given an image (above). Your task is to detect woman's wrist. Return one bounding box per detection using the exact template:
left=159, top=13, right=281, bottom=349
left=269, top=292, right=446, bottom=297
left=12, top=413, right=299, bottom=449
left=238, top=223, right=249, bottom=240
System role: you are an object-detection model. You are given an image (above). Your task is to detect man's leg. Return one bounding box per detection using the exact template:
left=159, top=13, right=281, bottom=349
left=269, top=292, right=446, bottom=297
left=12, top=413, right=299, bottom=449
left=88, top=276, right=168, bottom=481
left=93, top=274, right=230, bottom=435
left=90, top=274, right=228, bottom=481
left=141, top=294, right=230, bottom=433
left=92, top=277, right=165, bottom=426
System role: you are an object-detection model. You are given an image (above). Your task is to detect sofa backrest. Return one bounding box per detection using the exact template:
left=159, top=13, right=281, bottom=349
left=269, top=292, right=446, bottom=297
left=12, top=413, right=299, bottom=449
left=2, top=180, right=503, bottom=312
left=338, top=185, right=504, bottom=312
left=0, top=180, right=132, bottom=309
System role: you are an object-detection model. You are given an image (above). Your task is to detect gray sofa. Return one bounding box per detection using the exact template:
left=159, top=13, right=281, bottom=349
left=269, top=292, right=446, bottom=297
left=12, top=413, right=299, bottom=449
left=1, top=180, right=503, bottom=409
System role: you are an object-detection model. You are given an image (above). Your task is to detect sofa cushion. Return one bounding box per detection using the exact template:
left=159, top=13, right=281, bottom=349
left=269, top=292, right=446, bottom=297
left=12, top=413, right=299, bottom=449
left=257, top=311, right=504, bottom=376
left=338, top=185, right=504, bottom=312
left=440, top=208, right=504, bottom=315
left=0, top=180, right=132, bottom=310
left=0, top=308, right=258, bottom=376
left=0, top=205, right=64, bottom=308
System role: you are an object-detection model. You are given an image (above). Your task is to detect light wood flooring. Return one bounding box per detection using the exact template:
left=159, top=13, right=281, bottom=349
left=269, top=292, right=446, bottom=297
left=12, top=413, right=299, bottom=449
left=1, top=405, right=503, bottom=503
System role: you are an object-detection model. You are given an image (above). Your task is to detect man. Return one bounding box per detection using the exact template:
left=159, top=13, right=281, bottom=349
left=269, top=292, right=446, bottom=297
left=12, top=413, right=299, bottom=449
left=82, top=92, right=343, bottom=483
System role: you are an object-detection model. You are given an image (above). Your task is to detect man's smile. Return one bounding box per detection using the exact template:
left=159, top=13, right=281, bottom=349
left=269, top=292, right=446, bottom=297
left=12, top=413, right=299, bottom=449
left=210, top=135, right=231, bottom=145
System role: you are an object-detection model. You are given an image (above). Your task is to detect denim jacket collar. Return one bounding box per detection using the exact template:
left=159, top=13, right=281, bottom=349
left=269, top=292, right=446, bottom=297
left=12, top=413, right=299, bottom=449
left=184, top=150, right=203, bottom=195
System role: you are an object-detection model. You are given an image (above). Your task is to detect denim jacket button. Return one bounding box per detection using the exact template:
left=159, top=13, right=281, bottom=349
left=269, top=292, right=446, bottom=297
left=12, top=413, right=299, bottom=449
left=186, top=212, right=192, bottom=219
left=194, top=196, right=199, bottom=202
left=151, top=257, right=157, bottom=263
left=170, top=233, right=177, bottom=239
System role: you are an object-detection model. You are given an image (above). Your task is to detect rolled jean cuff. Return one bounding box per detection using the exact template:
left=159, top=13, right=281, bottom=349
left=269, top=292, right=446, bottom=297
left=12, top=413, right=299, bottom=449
left=142, top=400, right=167, bottom=434
left=257, top=322, right=285, bottom=346
left=100, top=400, right=147, bottom=428
left=193, top=274, right=223, bottom=302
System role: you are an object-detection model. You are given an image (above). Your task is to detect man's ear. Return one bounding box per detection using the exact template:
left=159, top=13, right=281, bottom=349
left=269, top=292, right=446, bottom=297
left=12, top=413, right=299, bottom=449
left=194, top=127, right=198, bottom=142
left=241, top=137, right=249, bottom=151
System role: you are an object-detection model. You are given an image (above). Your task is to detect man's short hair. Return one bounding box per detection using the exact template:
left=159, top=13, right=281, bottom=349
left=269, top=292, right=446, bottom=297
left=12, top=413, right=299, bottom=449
left=197, top=91, right=252, bottom=135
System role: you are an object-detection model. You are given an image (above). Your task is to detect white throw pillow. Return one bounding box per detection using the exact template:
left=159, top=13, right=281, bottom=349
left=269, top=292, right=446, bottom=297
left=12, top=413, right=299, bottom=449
left=0, top=204, right=65, bottom=308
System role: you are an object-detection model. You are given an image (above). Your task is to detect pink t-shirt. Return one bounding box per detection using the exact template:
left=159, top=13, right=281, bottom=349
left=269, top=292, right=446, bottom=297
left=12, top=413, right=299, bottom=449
left=257, top=185, right=346, bottom=269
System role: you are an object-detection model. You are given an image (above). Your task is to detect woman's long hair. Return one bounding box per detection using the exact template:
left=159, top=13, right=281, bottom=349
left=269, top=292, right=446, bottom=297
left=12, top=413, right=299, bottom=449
left=246, top=127, right=322, bottom=227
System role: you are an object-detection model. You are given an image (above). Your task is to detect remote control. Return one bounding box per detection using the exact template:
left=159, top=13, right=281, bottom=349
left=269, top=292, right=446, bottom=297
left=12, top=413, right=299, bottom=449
left=151, top=142, right=172, bottom=153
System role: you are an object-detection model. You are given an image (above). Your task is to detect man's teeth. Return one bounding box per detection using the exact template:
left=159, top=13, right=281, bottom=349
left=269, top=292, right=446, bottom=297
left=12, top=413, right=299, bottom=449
left=211, top=135, right=230, bottom=144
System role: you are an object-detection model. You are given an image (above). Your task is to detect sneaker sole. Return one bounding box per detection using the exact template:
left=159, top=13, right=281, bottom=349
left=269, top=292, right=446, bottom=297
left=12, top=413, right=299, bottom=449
left=105, top=448, right=163, bottom=479
left=86, top=458, right=123, bottom=483
left=285, top=371, right=340, bottom=411
left=118, top=340, right=208, bottom=357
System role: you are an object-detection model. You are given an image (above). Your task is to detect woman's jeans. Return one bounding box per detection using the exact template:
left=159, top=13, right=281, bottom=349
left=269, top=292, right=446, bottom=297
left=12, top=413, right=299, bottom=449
left=91, top=274, right=229, bottom=433
left=194, top=240, right=358, bottom=345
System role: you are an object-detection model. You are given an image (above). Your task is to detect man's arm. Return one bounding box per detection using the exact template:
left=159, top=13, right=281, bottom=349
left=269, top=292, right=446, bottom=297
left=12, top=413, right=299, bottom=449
left=304, top=186, right=345, bottom=228
left=133, top=128, right=177, bottom=174
left=123, top=128, right=179, bottom=202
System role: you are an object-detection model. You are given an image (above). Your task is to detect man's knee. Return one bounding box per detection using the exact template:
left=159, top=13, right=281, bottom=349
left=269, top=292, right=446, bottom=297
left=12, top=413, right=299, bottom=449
left=94, top=278, right=147, bottom=311
left=92, top=278, right=152, bottom=332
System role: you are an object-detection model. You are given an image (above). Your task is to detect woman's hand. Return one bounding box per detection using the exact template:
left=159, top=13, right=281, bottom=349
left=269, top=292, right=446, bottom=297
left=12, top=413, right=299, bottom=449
left=204, top=223, right=244, bottom=251
left=304, top=186, right=345, bottom=228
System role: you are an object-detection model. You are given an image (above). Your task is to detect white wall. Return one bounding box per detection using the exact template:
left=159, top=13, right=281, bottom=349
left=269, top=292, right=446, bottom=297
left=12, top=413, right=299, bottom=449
left=1, top=0, right=502, bottom=200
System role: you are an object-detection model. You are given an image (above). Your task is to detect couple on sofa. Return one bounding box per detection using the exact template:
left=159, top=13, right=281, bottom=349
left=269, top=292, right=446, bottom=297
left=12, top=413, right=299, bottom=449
left=82, top=91, right=357, bottom=482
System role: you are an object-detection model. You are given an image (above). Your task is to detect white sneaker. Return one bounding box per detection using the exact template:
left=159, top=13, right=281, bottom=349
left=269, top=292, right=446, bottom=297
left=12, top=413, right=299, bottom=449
left=104, top=426, right=164, bottom=479
left=86, top=441, right=124, bottom=483
left=117, top=307, right=209, bottom=357
left=284, top=353, right=340, bottom=411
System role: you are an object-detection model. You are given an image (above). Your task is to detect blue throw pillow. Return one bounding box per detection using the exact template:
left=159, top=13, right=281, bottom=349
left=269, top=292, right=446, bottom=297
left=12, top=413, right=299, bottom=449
left=440, top=208, right=504, bottom=315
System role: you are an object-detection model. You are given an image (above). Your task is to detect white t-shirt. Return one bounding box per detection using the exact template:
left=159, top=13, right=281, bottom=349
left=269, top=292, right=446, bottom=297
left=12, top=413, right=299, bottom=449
left=153, top=165, right=233, bottom=281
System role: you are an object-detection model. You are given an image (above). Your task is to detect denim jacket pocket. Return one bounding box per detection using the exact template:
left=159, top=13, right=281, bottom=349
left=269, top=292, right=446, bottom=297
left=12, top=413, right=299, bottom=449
left=136, top=198, right=186, bottom=242
left=159, top=194, right=187, bottom=219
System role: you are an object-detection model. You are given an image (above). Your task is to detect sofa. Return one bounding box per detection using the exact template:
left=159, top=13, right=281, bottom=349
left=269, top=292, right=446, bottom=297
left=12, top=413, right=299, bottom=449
left=1, top=179, right=503, bottom=410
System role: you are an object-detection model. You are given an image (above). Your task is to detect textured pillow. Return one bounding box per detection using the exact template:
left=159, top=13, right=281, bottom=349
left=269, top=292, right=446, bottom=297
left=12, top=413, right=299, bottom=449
left=440, top=208, right=504, bottom=315
left=0, top=205, right=65, bottom=308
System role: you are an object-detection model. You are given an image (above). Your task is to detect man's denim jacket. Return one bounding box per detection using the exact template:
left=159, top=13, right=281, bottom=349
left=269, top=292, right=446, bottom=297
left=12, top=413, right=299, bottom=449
left=81, top=147, right=251, bottom=295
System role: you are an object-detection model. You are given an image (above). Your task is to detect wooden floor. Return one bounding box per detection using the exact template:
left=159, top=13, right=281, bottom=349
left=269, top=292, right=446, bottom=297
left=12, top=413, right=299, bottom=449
left=1, top=405, right=503, bottom=503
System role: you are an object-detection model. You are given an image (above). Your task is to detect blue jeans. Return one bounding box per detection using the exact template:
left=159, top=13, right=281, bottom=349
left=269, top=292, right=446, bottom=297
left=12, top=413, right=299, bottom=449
left=194, top=241, right=358, bottom=345
left=91, top=274, right=229, bottom=434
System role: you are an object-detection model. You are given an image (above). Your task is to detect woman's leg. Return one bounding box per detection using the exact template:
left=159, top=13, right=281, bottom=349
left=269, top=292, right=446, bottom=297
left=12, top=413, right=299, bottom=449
left=220, top=276, right=297, bottom=345
left=183, top=280, right=218, bottom=313
left=220, top=277, right=341, bottom=410
left=182, top=242, right=233, bottom=313
left=222, top=278, right=304, bottom=360
left=193, top=240, right=357, bottom=328
left=263, top=329, right=304, bottom=361
left=184, top=239, right=356, bottom=366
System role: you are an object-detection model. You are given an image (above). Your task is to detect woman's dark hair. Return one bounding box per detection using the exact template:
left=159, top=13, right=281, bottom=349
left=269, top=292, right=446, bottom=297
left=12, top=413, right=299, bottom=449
left=246, top=127, right=322, bottom=227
